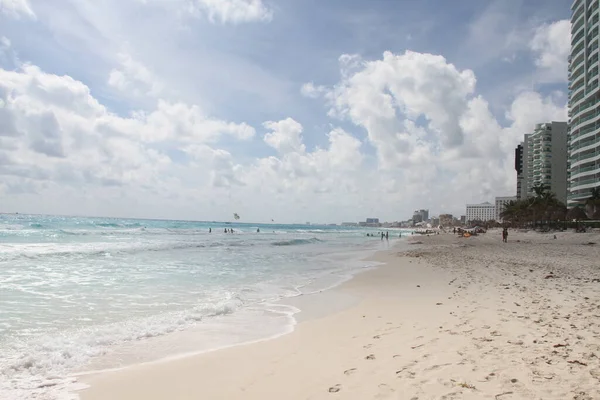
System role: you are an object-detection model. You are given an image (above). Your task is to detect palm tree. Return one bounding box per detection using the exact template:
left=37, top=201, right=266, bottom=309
left=585, top=187, right=600, bottom=219
left=531, top=184, right=551, bottom=198
left=499, top=200, right=519, bottom=225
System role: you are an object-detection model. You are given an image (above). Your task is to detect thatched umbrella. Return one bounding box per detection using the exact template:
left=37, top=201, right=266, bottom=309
left=566, top=206, right=588, bottom=221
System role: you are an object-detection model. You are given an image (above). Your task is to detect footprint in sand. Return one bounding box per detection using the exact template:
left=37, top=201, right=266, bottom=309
left=376, top=383, right=395, bottom=398
left=365, top=354, right=376, bottom=360
left=328, top=384, right=342, bottom=393
left=344, top=368, right=357, bottom=376
left=424, top=363, right=452, bottom=372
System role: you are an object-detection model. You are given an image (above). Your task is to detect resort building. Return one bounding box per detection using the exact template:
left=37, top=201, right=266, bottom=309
left=465, top=202, right=496, bottom=223
left=495, top=196, right=517, bottom=222
left=524, top=122, right=568, bottom=204
left=568, top=0, right=600, bottom=208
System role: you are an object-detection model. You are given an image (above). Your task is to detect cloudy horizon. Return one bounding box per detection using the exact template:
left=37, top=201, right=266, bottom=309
left=0, top=0, right=570, bottom=223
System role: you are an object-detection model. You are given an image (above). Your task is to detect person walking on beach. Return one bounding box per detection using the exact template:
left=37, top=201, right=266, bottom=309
left=502, top=227, right=508, bottom=243
left=209, top=228, right=211, bottom=233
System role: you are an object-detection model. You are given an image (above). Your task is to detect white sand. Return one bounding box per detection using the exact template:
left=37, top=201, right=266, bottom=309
left=78, top=231, right=600, bottom=399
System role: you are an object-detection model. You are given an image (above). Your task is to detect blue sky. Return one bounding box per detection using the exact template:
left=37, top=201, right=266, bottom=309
left=0, top=0, right=571, bottom=222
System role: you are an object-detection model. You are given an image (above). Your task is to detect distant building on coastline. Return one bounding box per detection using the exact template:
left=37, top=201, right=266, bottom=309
left=567, top=0, right=600, bottom=207
left=412, top=209, right=429, bottom=225
left=341, top=222, right=358, bottom=226
left=460, top=215, right=466, bottom=224
left=495, top=196, right=517, bottom=222
left=523, top=122, right=568, bottom=204
left=359, top=218, right=381, bottom=227
left=466, top=202, right=495, bottom=223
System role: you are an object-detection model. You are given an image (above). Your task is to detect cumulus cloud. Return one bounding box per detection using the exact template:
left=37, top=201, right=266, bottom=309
left=324, top=51, right=477, bottom=168
left=530, top=20, right=570, bottom=83
left=0, top=63, right=255, bottom=204
left=300, top=49, right=567, bottom=214
left=244, top=121, right=364, bottom=198
left=0, top=0, right=35, bottom=19
left=108, top=53, right=163, bottom=97
left=263, top=118, right=305, bottom=154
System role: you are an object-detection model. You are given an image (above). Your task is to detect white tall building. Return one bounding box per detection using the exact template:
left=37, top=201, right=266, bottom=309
left=466, top=202, right=496, bottom=223
left=495, top=196, right=517, bottom=221
left=568, top=0, right=600, bottom=208
left=524, top=122, right=568, bottom=203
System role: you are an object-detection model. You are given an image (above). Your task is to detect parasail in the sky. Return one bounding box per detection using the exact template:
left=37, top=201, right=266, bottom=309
left=233, top=213, right=240, bottom=220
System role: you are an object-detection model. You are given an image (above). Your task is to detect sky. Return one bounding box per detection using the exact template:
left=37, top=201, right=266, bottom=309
left=0, top=0, right=571, bottom=223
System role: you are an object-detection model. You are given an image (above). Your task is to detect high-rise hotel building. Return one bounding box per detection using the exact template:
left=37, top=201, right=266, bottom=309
left=568, top=0, right=600, bottom=207
left=525, top=122, right=568, bottom=203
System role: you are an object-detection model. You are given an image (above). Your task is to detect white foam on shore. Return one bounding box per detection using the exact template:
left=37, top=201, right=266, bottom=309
left=1, top=238, right=407, bottom=400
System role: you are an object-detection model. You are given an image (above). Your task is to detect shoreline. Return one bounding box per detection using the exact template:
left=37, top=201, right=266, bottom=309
left=65, top=241, right=403, bottom=393
left=77, top=241, right=435, bottom=399
left=78, top=230, right=600, bottom=399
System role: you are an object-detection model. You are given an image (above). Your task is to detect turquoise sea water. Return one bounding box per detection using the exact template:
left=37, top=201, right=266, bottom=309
left=0, top=214, right=405, bottom=399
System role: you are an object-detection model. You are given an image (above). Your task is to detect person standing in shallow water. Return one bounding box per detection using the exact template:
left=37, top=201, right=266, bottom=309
left=381, top=232, right=384, bottom=241
left=385, top=231, right=389, bottom=241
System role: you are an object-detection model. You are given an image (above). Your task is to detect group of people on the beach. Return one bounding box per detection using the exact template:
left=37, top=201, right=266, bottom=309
left=208, top=227, right=261, bottom=234
left=366, top=231, right=399, bottom=241
left=207, top=228, right=235, bottom=233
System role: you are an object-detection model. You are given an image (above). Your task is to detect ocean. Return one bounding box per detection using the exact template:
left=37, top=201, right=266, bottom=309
left=0, top=214, right=407, bottom=399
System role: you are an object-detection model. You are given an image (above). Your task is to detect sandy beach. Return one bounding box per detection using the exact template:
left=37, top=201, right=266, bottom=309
left=78, top=230, right=600, bottom=400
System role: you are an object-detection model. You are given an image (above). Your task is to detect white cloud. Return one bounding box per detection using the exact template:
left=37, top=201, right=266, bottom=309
left=190, top=0, right=273, bottom=24
left=263, top=118, right=305, bottom=154
left=530, top=19, right=570, bottom=83
left=243, top=121, right=365, bottom=201
left=108, top=53, right=163, bottom=97
left=300, top=82, right=326, bottom=99
left=0, top=63, right=255, bottom=209
left=0, top=0, right=35, bottom=19
left=300, top=49, right=567, bottom=214
left=324, top=51, right=477, bottom=169
left=137, top=0, right=273, bottom=24
left=0, top=36, right=10, bottom=49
